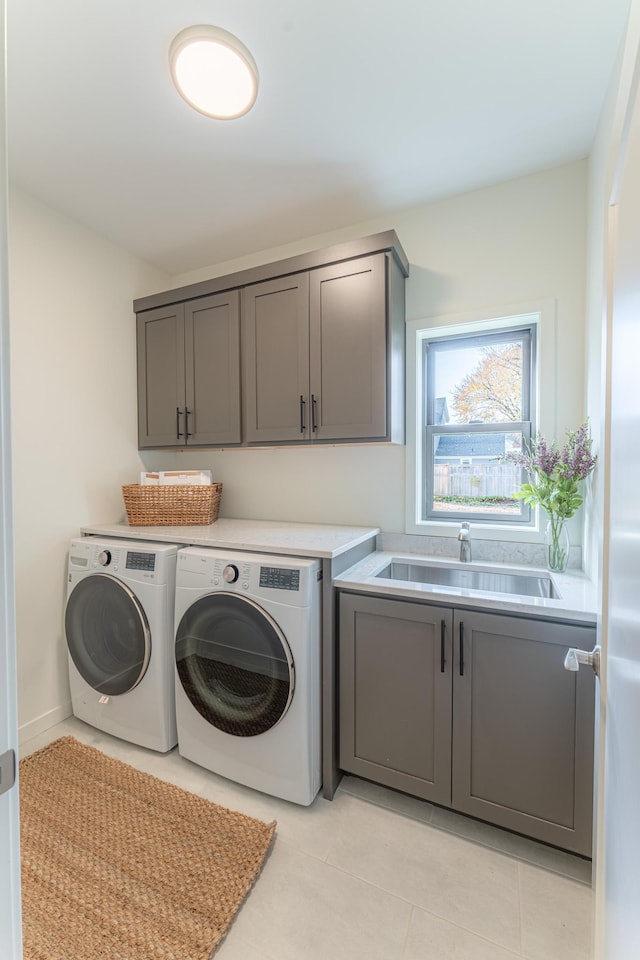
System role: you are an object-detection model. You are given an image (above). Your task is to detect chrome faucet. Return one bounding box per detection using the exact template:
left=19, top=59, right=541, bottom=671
left=458, top=522, right=472, bottom=562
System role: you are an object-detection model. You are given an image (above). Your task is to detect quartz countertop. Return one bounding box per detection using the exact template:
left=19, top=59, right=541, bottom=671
left=80, top=518, right=380, bottom=560
left=333, top=551, right=598, bottom=624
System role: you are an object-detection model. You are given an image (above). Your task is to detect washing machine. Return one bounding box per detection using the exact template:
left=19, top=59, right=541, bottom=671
left=65, top=537, right=178, bottom=752
left=174, top=547, right=322, bottom=805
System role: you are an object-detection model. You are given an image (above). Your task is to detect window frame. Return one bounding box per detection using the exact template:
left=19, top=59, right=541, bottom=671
left=422, top=325, right=535, bottom=524
left=405, top=301, right=555, bottom=541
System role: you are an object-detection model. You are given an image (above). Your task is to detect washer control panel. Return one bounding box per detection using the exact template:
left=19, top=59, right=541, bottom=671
left=259, top=566, right=301, bottom=591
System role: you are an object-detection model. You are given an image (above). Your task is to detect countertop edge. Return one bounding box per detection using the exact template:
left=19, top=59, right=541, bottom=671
left=79, top=520, right=381, bottom=560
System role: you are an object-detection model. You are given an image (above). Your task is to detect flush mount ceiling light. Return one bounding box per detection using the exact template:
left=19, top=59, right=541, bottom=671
left=169, top=25, right=259, bottom=120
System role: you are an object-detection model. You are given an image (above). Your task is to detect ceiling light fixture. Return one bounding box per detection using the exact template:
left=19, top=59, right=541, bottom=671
left=169, top=25, right=259, bottom=120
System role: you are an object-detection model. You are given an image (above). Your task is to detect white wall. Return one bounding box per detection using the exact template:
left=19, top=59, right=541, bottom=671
left=164, top=161, right=588, bottom=533
left=8, top=187, right=170, bottom=738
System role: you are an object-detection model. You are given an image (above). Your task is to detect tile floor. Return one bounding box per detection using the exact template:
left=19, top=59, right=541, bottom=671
left=21, top=717, right=593, bottom=960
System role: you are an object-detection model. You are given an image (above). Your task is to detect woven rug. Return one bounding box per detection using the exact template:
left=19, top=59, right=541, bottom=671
left=19, top=736, right=276, bottom=960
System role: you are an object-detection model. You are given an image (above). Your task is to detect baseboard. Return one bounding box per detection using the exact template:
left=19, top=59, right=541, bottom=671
left=19, top=702, right=73, bottom=746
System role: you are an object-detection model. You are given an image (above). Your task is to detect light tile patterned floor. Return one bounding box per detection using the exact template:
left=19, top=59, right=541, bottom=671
left=20, top=718, right=593, bottom=960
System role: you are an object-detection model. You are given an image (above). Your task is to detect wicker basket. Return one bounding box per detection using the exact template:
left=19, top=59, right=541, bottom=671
left=122, top=483, right=222, bottom=526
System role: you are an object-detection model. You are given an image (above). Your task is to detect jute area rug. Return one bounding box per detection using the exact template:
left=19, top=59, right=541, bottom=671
left=19, top=736, right=276, bottom=960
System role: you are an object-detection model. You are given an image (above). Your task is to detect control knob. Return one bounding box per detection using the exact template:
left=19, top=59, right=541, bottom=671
left=97, top=550, right=112, bottom=567
left=223, top=564, right=239, bottom=584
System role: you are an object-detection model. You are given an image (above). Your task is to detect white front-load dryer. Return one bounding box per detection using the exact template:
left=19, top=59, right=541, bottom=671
left=174, top=547, right=322, bottom=805
left=65, top=537, right=178, bottom=752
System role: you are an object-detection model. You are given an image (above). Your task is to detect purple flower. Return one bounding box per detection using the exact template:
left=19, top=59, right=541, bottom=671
left=502, top=421, right=597, bottom=521
left=561, top=422, right=597, bottom=481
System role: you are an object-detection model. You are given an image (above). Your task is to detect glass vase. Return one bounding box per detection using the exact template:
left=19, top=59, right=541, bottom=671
left=544, top=516, right=570, bottom=573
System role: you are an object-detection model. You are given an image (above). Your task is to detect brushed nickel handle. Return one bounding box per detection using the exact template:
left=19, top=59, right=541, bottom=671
left=564, top=646, right=600, bottom=677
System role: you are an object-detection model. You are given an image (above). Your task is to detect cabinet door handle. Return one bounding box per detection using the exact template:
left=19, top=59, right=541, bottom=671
left=185, top=407, right=192, bottom=438
left=459, top=621, right=464, bottom=676
left=311, top=394, right=318, bottom=432
left=300, top=395, right=306, bottom=433
left=176, top=407, right=183, bottom=439
left=440, top=620, right=446, bottom=673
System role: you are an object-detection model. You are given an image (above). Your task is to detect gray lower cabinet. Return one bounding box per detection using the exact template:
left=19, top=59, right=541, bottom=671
left=452, top=609, right=595, bottom=855
left=243, top=253, right=402, bottom=443
left=338, top=593, right=596, bottom=855
left=137, top=290, right=241, bottom=447
left=339, top=594, right=453, bottom=805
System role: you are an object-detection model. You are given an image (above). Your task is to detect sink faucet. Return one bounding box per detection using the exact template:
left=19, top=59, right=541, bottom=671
left=458, top=522, right=472, bottom=562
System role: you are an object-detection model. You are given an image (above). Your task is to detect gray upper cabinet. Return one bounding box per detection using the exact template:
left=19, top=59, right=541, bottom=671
left=339, top=594, right=453, bottom=806
left=243, top=274, right=310, bottom=443
left=137, top=303, right=186, bottom=448
left=452, top=610, right=595, bottom=856
left=137, top=290, right=241, bottom=448
left=244, top=253, right=400, bottom=444
left=134, top=231, right=409, bottom=449
left=309, top=255, right=387, bottom=441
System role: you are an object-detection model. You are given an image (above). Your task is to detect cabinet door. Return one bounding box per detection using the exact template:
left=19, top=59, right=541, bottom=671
left=184, top=291, right=241, bottom=445
left=339, top=594, right=453, bottom=805
left=137, top=304, right=186, bottom=448
left=452, top=611, right=595, bottom=855
left=243, top=274, right=310, bottom=443
left=309, top=254, right=387, bottom=440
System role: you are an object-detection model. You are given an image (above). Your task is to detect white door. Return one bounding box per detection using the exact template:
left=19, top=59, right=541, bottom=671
left=0, top=0, right=23, bottom=954
left=595, top=28, right=640, bottom=960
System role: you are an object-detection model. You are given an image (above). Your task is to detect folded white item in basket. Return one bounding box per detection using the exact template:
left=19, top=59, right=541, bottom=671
left=159, top=470, right=213, bottom=486
left=139, top=472, right=160, bottom=485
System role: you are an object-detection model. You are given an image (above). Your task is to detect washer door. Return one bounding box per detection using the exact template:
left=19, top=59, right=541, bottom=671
left=175, top=593, right=295, bottom=737
left=65, top=574, right=151, bottom=696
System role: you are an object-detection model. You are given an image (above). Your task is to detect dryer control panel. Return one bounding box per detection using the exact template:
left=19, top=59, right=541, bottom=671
left=126, top=551, right=156, bottom=572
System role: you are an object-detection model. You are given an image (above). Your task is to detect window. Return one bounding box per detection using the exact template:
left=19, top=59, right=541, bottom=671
left=417, top=320, right=537, bottom=526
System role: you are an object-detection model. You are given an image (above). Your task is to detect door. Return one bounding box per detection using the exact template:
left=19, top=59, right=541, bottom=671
left=0, top=1, right=23, bottom=948
left=137, top=303, right=186, bottom=447
left=452, top=610, right=595, bottom=855
left=175, top=593, right=295, bottom=736
left=338, top=593, right=453, bottom=805
left=596, top=30, right=640, bottom=957
left=65, top=575, right=151, bottom=695
left=185, top=290, right=241, bottom=445
left=309, top=253, right=387, bottom=440
left=243, top=274, right=310, bottom=442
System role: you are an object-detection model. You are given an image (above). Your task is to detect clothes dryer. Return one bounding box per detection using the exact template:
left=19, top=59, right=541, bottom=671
left=65, top=537, right=178, bottom=752
left=174, top=547, right=321, bottom=805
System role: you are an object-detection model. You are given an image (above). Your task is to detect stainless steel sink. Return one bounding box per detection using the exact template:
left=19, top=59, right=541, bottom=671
left=375, top=561, right=560, bottom=599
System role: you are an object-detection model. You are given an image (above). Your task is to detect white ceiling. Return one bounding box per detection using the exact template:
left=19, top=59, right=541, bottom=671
left=7, top=0, right=631, bottom=275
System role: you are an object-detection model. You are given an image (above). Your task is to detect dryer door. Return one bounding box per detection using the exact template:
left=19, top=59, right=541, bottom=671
left=65, top=574, right=151, bottom=696
left=175, top=593, right=295, bottom=737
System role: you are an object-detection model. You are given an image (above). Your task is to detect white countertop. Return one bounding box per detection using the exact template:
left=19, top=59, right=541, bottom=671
left=333, top=551, right=599, bottom=624
left=80, top=518, right=380, bottom=560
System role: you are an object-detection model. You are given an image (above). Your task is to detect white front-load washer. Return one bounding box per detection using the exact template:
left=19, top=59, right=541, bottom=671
left=174, top=547, right=322, bottom=805
left=65, top=537, right=178, bottom=752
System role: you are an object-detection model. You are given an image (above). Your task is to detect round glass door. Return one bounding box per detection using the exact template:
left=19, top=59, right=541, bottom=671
left=175, top=593, right=295, bottom=737
left=65, top=575, right=151, bottom=696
